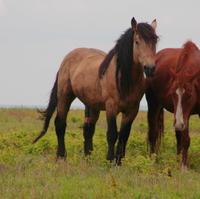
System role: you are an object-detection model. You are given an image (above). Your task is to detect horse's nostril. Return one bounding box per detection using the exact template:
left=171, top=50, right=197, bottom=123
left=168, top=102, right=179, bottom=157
left=144, top=64, right=155, bottom=69
left=181, top=123, right=185, bottom=130
left=175, top=122, right=185, bottom=131
left=144, top=65, right=155, bottom=77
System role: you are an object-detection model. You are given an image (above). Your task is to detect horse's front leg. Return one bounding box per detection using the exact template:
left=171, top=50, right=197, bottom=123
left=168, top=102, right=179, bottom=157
left=116, top=108, right=138, bottom=165
left=181, top=128, right=190, bottom=170
left=105, top=102, right=118, bottom=161
left=175, top=130, right=182, bottom=155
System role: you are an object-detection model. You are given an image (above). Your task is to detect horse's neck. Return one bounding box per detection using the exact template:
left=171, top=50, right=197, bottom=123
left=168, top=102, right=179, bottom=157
left=131, top=63, right=144, bottom=82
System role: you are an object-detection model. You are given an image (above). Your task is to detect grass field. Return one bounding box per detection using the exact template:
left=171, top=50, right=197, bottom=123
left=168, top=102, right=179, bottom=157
left=0, top=108, right=200, bottom=199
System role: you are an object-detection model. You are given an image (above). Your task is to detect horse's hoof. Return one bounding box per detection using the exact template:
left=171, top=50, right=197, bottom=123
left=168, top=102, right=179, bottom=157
left=121, top=152, right=125, bottom=158
left=115, top=160, right=122, bottom=166
left=84, top=142, right=93, bottom=155
left=84, top=146, right=93, bottom=156
left=181, top=164, right=188, bottom=172
left=56, top=153, right=66, bottom=161
left=84, top=150, right=92, bottom=156
left=106, top=154, right=114, bottom=161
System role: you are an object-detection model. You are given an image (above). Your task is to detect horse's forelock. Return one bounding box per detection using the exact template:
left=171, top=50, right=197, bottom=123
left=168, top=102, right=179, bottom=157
left=136, top=23, right=158, bottom=45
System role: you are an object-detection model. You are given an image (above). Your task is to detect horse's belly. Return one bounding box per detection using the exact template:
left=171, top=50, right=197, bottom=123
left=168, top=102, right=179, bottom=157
left=71, top=75, right=105, bottom=109
left=74, top=88, right=105, bottom=110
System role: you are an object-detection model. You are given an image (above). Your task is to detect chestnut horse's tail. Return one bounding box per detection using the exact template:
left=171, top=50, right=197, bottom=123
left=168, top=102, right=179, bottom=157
left=33, top=74, right=58, bottom=144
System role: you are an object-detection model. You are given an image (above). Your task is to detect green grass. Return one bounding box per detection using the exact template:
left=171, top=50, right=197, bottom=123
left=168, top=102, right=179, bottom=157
left=0, top=108, right=200, bottom=198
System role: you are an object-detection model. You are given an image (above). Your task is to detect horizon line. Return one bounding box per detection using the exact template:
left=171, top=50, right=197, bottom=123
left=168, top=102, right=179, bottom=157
left=0, top=104, right=148, bottom=111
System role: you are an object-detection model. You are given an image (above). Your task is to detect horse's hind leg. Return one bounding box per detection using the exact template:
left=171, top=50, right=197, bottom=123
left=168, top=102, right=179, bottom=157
left=83, top=106, right=100, bottom=155
left=55, top=92, right=75, bottom=159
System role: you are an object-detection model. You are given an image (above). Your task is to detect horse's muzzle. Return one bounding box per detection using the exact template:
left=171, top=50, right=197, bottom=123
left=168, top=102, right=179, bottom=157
left=144, top=65, right=155, bottom=77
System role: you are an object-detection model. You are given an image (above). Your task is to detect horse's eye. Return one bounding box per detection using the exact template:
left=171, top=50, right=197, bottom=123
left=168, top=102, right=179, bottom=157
left=135, top=41, right=139, bottom=45
left=187, top=92, right=192, bottom=97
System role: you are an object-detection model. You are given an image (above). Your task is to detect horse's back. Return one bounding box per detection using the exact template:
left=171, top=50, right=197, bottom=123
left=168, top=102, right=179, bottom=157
left=156, top=48, right=181, bottom=71
left=60, top=48, right=105, bottom=70
left=58, top=47, right=106, bottom=79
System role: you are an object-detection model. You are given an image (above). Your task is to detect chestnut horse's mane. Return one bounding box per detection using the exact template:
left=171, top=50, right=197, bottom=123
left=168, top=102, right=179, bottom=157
left=99, top=23, right=158, bottom=98
left=176, top=41, right=199, bottom=73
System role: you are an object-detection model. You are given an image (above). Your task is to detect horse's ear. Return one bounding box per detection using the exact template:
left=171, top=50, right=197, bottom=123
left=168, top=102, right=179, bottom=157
left=151, top=19, right=157, bottom=31
left=131, top=17, right=137, bottom=31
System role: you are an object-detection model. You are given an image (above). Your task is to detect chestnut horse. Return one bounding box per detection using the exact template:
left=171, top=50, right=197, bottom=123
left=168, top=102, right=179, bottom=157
left=34, top=17, right=158, bottom=165
left=146, top=41, right=200, bottom=169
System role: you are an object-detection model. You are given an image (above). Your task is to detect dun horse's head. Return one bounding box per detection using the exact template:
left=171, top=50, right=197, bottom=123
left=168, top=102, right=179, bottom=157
left=169, top=42, right=200, bottom=131
left=131, top=17, right=158, bottom=77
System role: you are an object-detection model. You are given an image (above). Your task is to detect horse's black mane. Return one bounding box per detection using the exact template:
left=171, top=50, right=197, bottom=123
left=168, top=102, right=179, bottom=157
left=99, top=23, right=158, bottom=98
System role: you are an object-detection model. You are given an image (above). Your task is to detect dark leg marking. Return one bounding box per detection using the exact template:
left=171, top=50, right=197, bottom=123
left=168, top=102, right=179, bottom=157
left=83, top=122, right=95, bottom=155
left=83, top=106, right=99, bottom=155
left=106, top=116, right=118, bottom=161
left=175, top=130, right=182, bottom=155
left=116, top=121, right=132, bottom=165
left=55, top=116, right=66, bottom=159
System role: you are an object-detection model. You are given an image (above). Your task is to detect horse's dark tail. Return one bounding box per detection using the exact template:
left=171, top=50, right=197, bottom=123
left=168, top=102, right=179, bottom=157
left=33, top=74, right=58, bottom=144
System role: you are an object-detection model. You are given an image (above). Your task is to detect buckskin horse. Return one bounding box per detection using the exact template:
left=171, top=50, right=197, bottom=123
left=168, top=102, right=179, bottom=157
left=146, top=41, right=200, bottom=169
left=33, top=17, right=158, bottom=165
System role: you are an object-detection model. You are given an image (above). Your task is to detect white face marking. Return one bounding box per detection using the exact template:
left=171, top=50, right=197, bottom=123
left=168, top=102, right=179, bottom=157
left=174, top=88, right=185, bottom=130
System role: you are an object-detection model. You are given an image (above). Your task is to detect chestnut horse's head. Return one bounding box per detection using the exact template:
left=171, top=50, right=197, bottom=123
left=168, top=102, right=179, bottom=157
left=131, top=17, right=158, bottom=77
left=171, top=79, right=198, bottom=131
left=170, top=41, right=200, bottom=131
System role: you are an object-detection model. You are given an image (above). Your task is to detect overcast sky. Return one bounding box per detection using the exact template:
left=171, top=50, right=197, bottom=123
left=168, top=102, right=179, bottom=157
left=1, top=0, right=200, bottom=108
